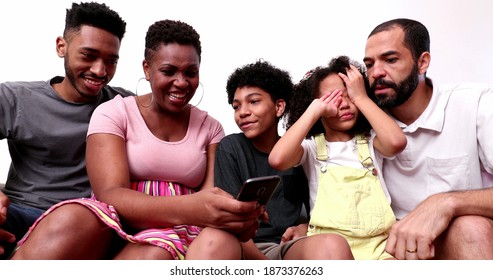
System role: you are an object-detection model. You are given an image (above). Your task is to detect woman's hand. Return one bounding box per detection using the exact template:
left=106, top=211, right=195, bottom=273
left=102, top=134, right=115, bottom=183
left=197, top=187, right=265, bottom=242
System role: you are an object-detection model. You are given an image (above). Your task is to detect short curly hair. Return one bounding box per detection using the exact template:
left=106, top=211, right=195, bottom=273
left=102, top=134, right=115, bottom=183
left=144, top=19, right=201, bottom=62
left=226, top=60, right=293, bottom=117
left=64, top=2, right=126, bottom=41
left=286, top=56, right=371, bottom=138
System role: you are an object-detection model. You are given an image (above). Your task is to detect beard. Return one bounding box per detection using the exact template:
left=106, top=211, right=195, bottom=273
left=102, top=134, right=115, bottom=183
left=64, top=54, right=103, bottom=101
left=369, top=64, right=419, bottom=109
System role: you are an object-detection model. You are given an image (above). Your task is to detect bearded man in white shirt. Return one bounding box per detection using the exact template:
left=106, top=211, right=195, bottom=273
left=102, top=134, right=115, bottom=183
left=363, top=18, right=493, bottom=260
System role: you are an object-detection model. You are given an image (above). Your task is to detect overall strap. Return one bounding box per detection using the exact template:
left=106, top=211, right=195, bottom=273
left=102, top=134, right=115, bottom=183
left=314, top=133, right=328, bottom=161
left=316, top=133, right=376, bottom=174
left=355, top=134, right=376, bottom=172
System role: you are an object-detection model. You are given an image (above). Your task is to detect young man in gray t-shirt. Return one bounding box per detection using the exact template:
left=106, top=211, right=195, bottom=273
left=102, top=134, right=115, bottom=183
left=0, top=2, right=132, bottom=259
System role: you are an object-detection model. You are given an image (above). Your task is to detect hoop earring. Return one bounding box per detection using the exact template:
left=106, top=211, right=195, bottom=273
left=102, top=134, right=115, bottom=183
left=191, top=82, right=204, bottom=107
left=135, top=77, right=153, bottom=108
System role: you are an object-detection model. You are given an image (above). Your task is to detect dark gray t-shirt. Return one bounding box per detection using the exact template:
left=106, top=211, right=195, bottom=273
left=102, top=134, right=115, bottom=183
left=0, top=76, right=134, bottom=210
left=214, top=133, right=309, bottom=244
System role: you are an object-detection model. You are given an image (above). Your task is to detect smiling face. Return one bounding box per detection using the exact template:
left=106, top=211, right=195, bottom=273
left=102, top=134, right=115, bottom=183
left=318, top=74, right=359, bottom=139
left=58, top=25, right=121, bottom=102
left=143, top=43, right=200, bottom=113
left=232, top=86, right=284, bottom=142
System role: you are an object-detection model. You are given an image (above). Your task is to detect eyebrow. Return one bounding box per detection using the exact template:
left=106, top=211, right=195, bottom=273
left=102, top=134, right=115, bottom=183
left=364, top=50, right=399, bottom=63
left=232, top=92, right=263, bottom=103
left=80, top=47, right=120, bottom=59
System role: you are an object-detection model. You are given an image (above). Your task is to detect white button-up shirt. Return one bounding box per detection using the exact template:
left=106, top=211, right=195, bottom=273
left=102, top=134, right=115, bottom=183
left=376, top=82, right=493, bottom=219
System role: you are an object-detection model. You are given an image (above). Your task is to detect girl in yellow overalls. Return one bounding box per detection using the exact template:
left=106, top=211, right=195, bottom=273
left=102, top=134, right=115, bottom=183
left=269, top=56, right=407, bottom=260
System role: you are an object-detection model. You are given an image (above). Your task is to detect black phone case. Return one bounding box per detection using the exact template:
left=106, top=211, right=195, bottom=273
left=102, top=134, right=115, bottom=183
left=236, top=175, right=281, bottom=205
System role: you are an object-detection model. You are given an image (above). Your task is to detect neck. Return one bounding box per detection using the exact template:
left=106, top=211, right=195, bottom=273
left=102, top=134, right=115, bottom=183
left=324, top=131, right=353, bottom=142
left=53, top=78, right=96, bottom=103
left=321, top=120, right=353, bottom=142
left=250, top=126, right=280, bottom=154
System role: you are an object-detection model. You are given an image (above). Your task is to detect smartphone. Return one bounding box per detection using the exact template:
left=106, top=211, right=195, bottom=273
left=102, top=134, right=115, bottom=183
left=236, top=175, right=281, bottom=205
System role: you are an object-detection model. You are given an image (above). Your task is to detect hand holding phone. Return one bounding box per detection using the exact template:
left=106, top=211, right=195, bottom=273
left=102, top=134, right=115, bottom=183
left=236, top=175, right=281, bottom=205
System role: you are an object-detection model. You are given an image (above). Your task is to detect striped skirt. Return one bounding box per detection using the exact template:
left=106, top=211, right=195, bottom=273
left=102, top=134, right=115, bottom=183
left=17, top=181, right=201, bottom=260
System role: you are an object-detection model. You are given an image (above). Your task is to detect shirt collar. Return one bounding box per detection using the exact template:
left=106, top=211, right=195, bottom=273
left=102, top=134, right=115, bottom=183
left=397, top=79, right=449, bottom=133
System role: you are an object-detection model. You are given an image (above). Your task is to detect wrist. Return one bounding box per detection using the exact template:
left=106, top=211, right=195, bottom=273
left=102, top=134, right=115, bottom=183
left=304, top=105, right=323, bottom=125
left=351, top=95, right=369, bottom=107
left=435, top=192, right=461, bottom=218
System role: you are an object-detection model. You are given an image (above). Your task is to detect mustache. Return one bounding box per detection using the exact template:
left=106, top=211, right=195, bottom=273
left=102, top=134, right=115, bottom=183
left=370, top=78, right=397, bottom=91
left=82, top=73, right=107, bottom=82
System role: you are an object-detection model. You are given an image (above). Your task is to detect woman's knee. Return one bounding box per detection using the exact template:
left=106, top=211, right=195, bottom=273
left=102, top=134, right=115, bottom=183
left=39, top=204, right=104, bottom=237
left=12, top=203, right=112, bottom=259
left=114, top=243, right=174, bottom=260
left=187, top=227, right=241, bottom=259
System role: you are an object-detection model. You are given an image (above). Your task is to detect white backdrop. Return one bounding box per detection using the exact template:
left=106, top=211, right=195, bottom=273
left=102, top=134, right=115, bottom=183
left=1, top=0, right=493, bottom=182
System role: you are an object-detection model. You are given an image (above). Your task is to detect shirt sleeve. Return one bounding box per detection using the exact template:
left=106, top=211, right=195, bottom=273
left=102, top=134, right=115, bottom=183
left=208, top=115, right=225, bottom=145
left=87, top=95, right=126, bottom=139
left=214, top=138, right=243, bottom=197
left=0, top=83, right=16, bottom=139
left=478, top=88, right=493, bottom=174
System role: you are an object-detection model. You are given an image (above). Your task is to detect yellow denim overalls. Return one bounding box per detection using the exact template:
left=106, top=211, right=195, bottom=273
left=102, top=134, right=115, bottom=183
left=307, top=134, right=395, bottom=260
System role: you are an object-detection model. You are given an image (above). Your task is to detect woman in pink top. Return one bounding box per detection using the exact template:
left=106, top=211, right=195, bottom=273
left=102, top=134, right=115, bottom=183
left=12, top=20, right=264, bottom=260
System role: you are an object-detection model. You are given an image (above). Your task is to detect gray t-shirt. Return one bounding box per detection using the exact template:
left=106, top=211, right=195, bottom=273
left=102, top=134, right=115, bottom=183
left=0, top=76, right=134, bottom=210
left=214, top=133, right=309, bottom=244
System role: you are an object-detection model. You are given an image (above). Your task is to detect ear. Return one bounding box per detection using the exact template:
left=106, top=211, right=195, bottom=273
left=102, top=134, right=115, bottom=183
left=142, top=60, right=150, bottom=81
left=417, top=52, right=431, bottom=75
left=55, top=36, right=67, bottom=58
left=275, top=99, right=286, bottom=118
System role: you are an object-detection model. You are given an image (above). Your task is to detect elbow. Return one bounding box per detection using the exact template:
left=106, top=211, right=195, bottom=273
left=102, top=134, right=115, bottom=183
left=379, top=135, right=407, bottom=157
left=390, top=135, right=407, bottom=155
left=268, top=153, right=287, bottom=171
